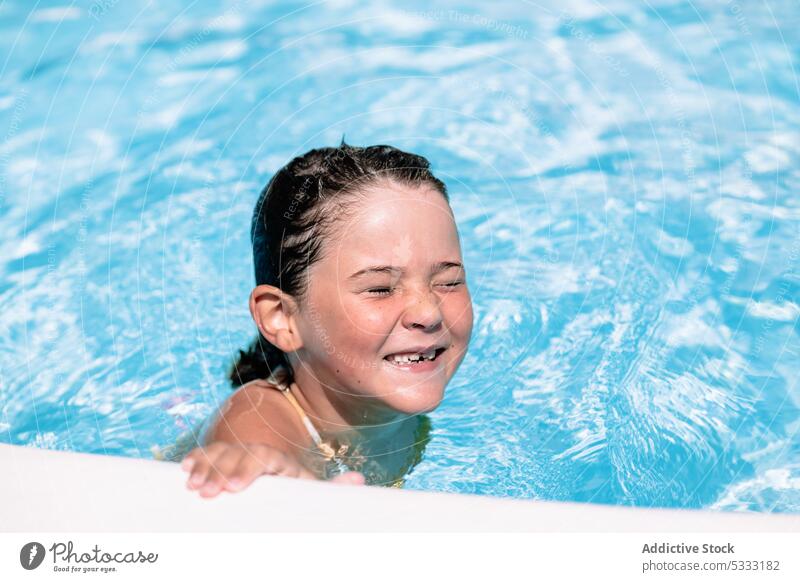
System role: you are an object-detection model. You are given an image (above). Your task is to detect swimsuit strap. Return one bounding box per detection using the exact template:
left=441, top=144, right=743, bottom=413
left=265, top=367, right=346, bottom=467
left=280, top=383, right=338, bottom=460
left=264, top=367, right=405, bottom=486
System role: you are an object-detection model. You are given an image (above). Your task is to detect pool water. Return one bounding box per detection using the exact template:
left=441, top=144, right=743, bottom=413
left=1, top=0, right=799, bottom=512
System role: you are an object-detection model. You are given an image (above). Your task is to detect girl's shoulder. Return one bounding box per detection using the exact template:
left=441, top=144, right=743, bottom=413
left=229, top=377, right=296, bottom=419
left=205, top=378, right=310, bottom=451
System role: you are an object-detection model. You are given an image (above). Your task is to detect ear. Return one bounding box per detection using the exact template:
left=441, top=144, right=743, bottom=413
left=248, top=284, right=303, bottom=352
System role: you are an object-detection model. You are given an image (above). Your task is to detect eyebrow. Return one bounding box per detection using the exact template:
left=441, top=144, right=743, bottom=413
left=348, top=261, right=464, bottom=280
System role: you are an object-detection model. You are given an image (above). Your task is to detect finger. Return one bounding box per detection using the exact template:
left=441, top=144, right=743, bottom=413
left=183, top=441, right=227, bottom=472
left=225, top=447, right=273, bottom=490
left=200, top=449, right=245, bottom=497
left=330, top=471, right=366, bottom=486
left=250, top=446, right=317, bottom=480
left=186, top=446, right=227, bottom=490
left=225, top=457, right=261, bottom=491
left=181, top=447, right=205, bottom=472
left=180, top=455, right=196, bottom=472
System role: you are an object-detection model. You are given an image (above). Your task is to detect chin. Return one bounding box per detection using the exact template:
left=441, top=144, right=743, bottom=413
left=384, top=384, right=445, bottom=415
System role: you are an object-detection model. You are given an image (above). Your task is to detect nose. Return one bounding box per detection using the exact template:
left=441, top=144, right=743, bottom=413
left=401, top=286, right=444, bottom=331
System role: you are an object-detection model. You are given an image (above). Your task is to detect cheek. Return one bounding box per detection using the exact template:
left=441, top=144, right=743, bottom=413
left=328, top=297, right=391, bottom=347
left=444, top=294, right=474, bottom=339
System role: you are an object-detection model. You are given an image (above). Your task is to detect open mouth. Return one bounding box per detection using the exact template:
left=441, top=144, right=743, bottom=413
left=383, top=347, right=446, bottom=366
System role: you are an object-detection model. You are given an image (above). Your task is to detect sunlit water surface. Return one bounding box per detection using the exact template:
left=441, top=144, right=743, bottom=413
left=1, top=0, right=799, bottom=512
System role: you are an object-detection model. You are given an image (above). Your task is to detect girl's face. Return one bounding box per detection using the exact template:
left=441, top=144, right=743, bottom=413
left=294, top=181, right=473, bottom=418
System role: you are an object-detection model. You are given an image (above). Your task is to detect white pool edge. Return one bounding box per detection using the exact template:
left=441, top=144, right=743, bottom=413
left=1, top=444, right=798, bottom=532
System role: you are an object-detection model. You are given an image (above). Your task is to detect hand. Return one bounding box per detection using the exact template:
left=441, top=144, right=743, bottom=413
left=182, top=441, right=366, bottom=498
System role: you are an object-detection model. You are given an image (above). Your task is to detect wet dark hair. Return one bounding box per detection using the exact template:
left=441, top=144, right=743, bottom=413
left=228, top=141, right=449, bottom=388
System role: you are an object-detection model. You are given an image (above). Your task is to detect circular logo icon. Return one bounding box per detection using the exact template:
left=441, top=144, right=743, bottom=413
left=20, top=542, right=46, bottom=570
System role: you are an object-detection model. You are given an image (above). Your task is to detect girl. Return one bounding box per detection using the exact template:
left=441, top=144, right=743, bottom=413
left=181, top=142, right=474, bottom=497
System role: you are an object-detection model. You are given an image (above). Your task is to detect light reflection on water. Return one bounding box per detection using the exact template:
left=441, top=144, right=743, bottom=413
left=0, top=0, right=798, bottom=512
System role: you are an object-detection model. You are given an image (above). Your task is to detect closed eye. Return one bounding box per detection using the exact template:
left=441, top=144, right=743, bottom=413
left=366, top=287, right=393, bottom=296
left=437, top=281, right=464, bottom=289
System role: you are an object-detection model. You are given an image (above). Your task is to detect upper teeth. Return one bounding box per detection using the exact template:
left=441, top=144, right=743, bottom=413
left=388, top=348, right=437, bottom=364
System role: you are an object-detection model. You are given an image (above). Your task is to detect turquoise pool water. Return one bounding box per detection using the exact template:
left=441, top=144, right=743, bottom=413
left=1, top=0, right=799, bottom=512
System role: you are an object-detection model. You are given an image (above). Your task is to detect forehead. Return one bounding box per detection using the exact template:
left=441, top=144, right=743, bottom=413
left=321, top=182, right=461, bottom=270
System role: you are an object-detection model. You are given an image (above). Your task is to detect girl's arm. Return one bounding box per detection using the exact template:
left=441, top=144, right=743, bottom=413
left=182, top=382, right=363, bottom=497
